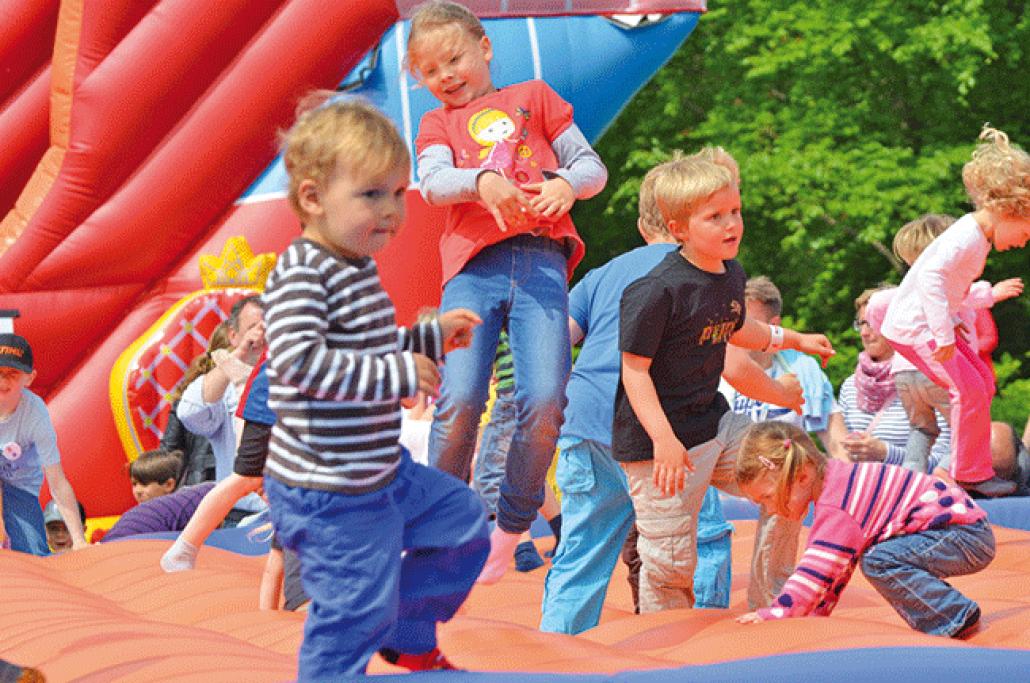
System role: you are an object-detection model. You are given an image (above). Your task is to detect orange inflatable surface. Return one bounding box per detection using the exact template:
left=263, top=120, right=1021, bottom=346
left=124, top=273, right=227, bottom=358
left=3, top=520, right=1030, bottom=681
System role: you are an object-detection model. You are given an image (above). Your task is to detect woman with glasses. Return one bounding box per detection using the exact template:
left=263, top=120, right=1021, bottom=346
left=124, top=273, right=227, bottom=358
left=837, top=287, right=951, bottom=470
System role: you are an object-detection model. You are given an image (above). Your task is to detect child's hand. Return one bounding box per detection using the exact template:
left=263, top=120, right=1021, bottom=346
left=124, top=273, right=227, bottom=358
left=412, top=353, right=441, bottom=397
left=796, top=333, right=835, bottom=367
left=439, top=308, right=482, bottom=353
left=775, top=373, right=804, bottom=415
left=522, top=177, right=576, bottom=220
left=737, top=611, right=765, bottom=624
left=477, top=171, right=535, bottom=232
left=653, top=434, right=693, bottom=497
left=932, top=342, right=955, bottom=363
left=992, top=277, right=1023, bottom=302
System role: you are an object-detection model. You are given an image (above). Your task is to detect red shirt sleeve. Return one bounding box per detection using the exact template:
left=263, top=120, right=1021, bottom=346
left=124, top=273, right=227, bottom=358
left=533, top=80, right=574, bottom=142
left=415, top=109, right=449, bottom=154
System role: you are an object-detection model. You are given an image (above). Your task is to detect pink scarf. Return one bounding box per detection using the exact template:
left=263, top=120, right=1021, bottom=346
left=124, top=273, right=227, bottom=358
left=854, top=351, right=895, bottom=413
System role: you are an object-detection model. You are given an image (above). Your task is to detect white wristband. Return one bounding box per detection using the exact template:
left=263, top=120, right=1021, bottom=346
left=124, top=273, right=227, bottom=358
left=766, top=324, right=785, bottom=353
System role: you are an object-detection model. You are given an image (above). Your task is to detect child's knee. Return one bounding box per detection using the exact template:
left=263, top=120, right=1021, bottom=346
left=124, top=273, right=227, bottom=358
left=516, top=388, right=566, bottom=426
left=860, top=547, right=892, bottom=580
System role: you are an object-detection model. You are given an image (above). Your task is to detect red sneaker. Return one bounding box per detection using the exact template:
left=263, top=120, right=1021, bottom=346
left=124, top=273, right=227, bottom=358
left=380, top=647, right=460, bottom=671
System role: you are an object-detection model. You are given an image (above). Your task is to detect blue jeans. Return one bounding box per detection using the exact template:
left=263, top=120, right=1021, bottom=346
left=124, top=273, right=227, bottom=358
left=694, top=487, right=733, bottom=609
left=472, top=389, right=517, bottom=516
left=861, top=519, right=994, bottom=636
left=2, top=481, right=49, bottom=556
left=265, top=452, right=489, bottom=680
left=429, top=235, right=570, bottom=534
left=540, top=439, right=732, bottom=634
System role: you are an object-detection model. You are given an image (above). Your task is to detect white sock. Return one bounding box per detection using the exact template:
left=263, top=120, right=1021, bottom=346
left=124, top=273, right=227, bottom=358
left=160, top=538, right=199, bottom=573
left=476, top=526, right=522, bottom=585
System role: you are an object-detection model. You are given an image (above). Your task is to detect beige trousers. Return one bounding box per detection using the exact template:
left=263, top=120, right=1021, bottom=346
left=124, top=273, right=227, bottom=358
left=622, top=411, right=800, bottom=612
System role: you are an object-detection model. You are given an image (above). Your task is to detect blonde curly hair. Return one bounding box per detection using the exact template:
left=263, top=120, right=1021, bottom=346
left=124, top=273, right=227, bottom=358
left=962, top=126, right=1030, bottom=218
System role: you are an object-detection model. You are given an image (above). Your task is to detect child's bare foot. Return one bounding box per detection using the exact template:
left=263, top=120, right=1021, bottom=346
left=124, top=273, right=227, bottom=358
left=476, top=526, right=521, bottom=584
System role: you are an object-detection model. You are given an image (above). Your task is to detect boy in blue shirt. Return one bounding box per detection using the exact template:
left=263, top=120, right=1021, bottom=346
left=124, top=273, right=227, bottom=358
left=0, top=333, right=87, bottom=554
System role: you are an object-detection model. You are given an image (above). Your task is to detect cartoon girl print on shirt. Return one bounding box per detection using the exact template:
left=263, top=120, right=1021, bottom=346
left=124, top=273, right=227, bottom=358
left=467, top=107, right=535, bottom=184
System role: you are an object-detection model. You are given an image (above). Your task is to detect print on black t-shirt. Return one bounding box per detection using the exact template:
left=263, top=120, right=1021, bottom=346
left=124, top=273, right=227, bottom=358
left=612, top=251, right=747, bottom=462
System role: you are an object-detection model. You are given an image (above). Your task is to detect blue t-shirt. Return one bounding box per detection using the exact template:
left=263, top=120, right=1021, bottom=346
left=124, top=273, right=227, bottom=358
left=0, top=390, right=61, bottom=495
left=561, top=243, right=678, bottom=446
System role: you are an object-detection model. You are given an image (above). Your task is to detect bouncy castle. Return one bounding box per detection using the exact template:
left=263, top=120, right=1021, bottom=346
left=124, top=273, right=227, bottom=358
left=3, top=1, right=1030, bottom=680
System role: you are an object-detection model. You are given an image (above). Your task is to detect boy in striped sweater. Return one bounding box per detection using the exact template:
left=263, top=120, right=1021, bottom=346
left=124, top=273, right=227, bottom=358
left=262, top=95, right=488, bottom=679
left=735, top=421, right=993, bottom=637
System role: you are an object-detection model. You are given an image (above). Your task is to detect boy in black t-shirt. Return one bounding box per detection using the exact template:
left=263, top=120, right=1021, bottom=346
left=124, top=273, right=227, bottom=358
left=614, top=151, right=835, bottom=613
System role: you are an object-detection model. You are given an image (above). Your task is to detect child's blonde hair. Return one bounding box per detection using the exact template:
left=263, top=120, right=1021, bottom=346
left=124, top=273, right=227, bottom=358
left=637, top=155, right=683, bottom=241
left=406, top=0, right=486, bottom=74
left=736, top=422, right=827, bottom=512
left=652, top=148, right=737, bottom=226
left=744, top=275, right=782, bottom=317
left=962, top=125, right=1030, bottom=218
left=892, top=213, right=957, bottom=265
left=280, top=92, right=410, bottom=221
left=691, top=145, right=741, bottom=186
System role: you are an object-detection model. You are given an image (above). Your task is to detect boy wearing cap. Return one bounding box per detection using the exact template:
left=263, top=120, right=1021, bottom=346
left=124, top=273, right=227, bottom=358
left=43, top=498, right=86, bottom=553
left=0, top=333, right=87, bottom=554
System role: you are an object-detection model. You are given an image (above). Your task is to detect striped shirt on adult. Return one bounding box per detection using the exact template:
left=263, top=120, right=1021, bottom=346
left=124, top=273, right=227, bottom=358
left=837, top=374, right=951, bottom=470
left=757, top=459, right=986, bottom=621
left=263, top=239, right=442, bottom=494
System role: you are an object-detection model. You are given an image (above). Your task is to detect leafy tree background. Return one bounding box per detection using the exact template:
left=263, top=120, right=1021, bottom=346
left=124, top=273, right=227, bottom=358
left=572, top=0, right=1029, bottom=429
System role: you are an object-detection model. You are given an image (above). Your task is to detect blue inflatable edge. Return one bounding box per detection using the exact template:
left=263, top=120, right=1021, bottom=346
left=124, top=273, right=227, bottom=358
left=390, top=647, right=1030, bottom=681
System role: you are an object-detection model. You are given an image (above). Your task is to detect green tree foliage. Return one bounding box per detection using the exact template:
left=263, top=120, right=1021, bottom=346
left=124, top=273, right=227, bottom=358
left=572, top=0, right=1029, bottom=426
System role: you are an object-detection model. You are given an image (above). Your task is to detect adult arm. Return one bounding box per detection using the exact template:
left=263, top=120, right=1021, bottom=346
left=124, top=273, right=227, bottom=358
left=177, top=376, right=230, bottom=439
left=817, top=412, right=849, bottom=461
left=201, top=343, right=259, bottom=404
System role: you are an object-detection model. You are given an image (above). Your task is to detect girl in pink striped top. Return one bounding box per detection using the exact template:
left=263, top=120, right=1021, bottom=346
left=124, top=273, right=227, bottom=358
left=735, top=421, right=994, bottom=637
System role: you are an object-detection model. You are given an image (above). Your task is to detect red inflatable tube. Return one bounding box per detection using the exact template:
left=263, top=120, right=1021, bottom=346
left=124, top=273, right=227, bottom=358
left=0, top=0, right=58, bottom=106
left=0, top=66, right=50, bottom=217
left=2, top=1, right=399, bottom=515
left=0, top=0, right=278, bottom=292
